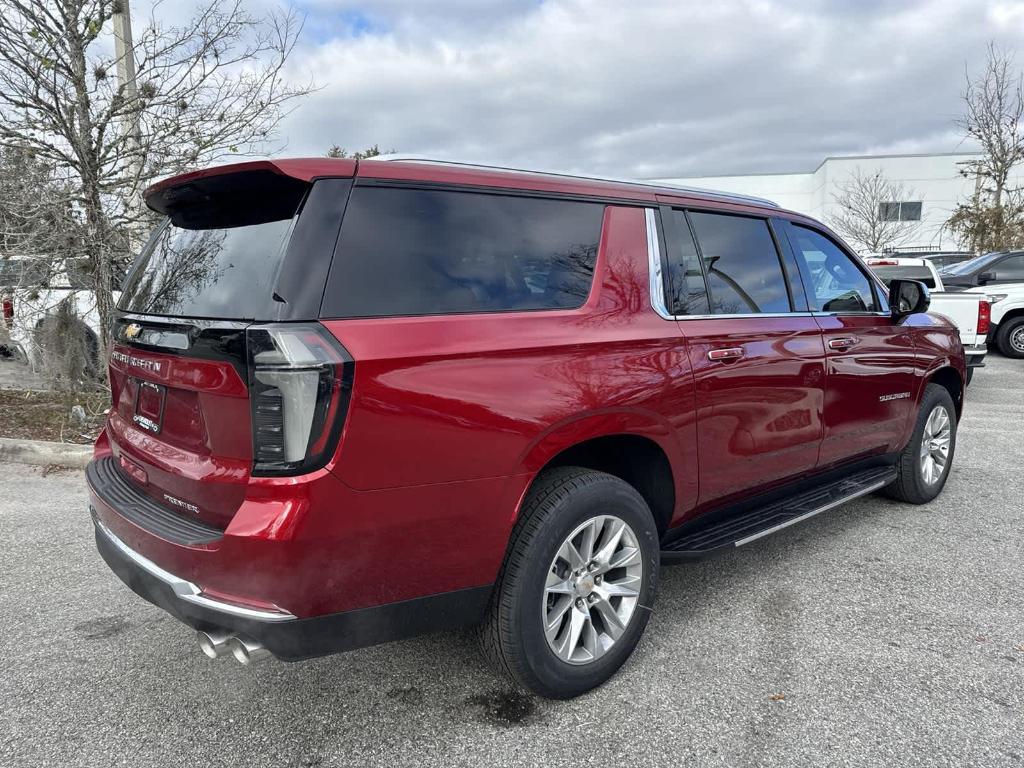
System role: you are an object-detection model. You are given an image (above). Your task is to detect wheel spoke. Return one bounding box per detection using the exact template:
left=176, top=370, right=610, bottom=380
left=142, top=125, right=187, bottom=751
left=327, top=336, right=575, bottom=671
left=591, top=596, right=626, bottom=640
left=592, top=518, right=626, bottom=568
left=576, top=520, right=598, bottom=563
left=545, top=596, right=573, bottom=641
left=545, top=570, right=575, bottom=595
left=558, top=605, right=588, bottom=660
left=607, top=545, right=641, bottom=570
left=597, top=574, right=642, bottom=598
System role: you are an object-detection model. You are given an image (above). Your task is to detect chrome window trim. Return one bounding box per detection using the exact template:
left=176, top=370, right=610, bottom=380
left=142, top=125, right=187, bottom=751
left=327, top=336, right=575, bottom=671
left=94, top=516, right=296, bottom=623
left=645, top=207, right=893, bottom=322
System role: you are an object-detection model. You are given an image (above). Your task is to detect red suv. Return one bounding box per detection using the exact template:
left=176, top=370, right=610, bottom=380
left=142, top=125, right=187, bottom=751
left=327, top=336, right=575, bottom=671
left=88, top=158, right=965, bottom=698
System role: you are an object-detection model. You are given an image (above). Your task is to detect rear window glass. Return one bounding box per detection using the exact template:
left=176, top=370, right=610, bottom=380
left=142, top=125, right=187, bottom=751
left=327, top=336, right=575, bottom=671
left=119, top=170, right=307, bottom=319
left=322, top=188, right=604, bottom=318
left=869, top=265, right=937, bottom=289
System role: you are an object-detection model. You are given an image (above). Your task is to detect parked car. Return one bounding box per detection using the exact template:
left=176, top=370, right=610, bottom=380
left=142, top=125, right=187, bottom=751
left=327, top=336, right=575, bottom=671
left=922, top=252, right=975, bottom=270
left=967, top=282, right=1024, bottom=358
left=0, top=255, right=103, bottom=373
left=87, top=158, right=965, bottom=699
left=865, top=257, right=990, bottom=380
left=939, top=250, right=1024, bottom=290
left=867, top=249, right=974, bottom=271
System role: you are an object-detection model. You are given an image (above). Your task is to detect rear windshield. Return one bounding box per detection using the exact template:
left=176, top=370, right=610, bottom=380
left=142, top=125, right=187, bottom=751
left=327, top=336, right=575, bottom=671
left=119, top=171, right=306, bottom=319
left=869, top=265, right=937, bottom=289
left=321, top=188, right=604, bottom=318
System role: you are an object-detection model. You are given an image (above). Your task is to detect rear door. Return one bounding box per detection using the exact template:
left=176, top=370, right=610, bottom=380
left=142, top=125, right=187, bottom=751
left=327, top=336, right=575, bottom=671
left=107, top=170, right=352, bottom=531
left=779, top=221, right=917, bottom=466
left=659, top=206, right=826, bottom=508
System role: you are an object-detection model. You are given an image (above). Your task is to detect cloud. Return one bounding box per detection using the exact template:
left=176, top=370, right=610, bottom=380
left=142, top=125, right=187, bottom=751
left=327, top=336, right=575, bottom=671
left=200, top=1, right=1024, bottom=176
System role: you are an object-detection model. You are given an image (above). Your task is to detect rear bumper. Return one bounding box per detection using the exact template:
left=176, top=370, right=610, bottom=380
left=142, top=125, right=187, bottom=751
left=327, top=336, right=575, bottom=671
left=964, top=343, right=987, bottom=369
left=93, top=508, right=491, bottom=660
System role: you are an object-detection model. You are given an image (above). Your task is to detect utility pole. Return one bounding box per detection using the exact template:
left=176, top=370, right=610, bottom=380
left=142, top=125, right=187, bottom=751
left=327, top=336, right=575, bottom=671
left=111, top=0, right=146, bottom=244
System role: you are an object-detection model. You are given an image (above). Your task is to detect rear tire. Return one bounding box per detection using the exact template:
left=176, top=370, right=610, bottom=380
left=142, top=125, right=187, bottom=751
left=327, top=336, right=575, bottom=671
left=480, top=467, right=659, bottom=699
left=882, top=384, right=957, bottom=504
left=995, top=316, right=1024, bottom=359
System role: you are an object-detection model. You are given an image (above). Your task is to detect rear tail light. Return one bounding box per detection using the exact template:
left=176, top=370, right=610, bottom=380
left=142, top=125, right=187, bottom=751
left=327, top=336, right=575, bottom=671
left=246, top=323, right=353, bottom=476
left=977, top=300, right=991, bottom=336
left=2, top=296, right=12, bottom=328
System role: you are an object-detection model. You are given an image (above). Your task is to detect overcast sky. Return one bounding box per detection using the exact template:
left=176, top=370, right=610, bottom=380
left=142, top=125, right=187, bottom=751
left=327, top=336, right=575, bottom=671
left=147, top=0, right=1024, bottom=178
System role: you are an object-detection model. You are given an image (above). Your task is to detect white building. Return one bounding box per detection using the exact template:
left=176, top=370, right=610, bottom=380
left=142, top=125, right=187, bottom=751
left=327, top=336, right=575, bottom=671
left=652, top=151, right=1024, bottom=253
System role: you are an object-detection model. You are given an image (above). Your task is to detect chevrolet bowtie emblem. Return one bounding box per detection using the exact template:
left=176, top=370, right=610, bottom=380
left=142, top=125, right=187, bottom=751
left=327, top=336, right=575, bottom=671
left=124, top=323, right=143, bottom=340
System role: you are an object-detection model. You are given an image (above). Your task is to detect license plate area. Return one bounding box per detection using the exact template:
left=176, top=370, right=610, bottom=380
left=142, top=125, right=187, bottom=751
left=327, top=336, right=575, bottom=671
left=133, top=379, right=166, bottom=435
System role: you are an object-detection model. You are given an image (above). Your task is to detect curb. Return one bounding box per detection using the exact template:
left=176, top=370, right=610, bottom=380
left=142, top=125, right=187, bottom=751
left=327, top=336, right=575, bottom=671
left=0, top=437, right=92, bottom=469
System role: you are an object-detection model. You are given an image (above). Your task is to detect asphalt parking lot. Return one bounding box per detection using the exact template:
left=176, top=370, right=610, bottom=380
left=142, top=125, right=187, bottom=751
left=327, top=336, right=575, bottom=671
left=1, top=355, right=1022, bottom=768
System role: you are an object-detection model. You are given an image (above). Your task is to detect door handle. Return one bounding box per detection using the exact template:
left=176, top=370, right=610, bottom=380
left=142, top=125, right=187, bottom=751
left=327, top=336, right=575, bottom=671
left=708, top=347, right=744, bottom=362
left=828, top=336, right=860, bottom=350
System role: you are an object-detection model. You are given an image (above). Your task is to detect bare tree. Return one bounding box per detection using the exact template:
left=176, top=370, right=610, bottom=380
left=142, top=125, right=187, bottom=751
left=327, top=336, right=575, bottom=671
left=947, top=43, right=1024, bottom=252
left=829, top=168, right=922, bottom=252
left=0, top=0, right=314, bottom=357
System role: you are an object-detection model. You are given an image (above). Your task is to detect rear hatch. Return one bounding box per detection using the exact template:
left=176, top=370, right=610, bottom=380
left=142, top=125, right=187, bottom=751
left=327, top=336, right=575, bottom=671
left=105, top=164, right=354, bottom=533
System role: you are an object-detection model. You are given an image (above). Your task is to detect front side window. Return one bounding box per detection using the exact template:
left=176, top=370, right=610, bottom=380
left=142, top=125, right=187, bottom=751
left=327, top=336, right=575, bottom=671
left=687, top=211, right=791, bottom=315
left=993, top=254, right=1024, bottom=280
left=323, top=188, right=604, bottom=318
left=789, top=225, right=878, bottom=313
left=868, top=265, right=937, bottom=289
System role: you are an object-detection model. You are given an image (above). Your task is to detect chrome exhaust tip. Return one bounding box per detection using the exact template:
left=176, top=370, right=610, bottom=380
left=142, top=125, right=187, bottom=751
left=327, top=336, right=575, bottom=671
left=228, top=635, right=269, bottom=665
left=196, top=629, right=232, bottom=659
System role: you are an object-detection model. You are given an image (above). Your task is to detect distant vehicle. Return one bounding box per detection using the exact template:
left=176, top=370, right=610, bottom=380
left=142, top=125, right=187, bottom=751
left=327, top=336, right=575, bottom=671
left=0, top=255, right=103, bottom=374
left=865, top=257, right=990, bottom=380
left=939, top=250, right=1024, bottom=290
left=871, top=248, right=974, bottom=271
left=968, top=282, right=1024, bottom=358
left=922, top=252, right=975, bottom=270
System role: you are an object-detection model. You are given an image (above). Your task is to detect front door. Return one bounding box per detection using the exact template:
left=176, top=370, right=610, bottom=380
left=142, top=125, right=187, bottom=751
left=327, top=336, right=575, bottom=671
left=659, top=207, right=826, bottom=509
left=780, top=221, right=917, bottom=466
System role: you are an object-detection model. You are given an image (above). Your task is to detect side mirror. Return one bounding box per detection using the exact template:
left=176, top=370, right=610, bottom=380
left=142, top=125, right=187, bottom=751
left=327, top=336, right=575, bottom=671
left=977, top=271, right=994, bottom=285
left=889, top=279, right=931, bottom=321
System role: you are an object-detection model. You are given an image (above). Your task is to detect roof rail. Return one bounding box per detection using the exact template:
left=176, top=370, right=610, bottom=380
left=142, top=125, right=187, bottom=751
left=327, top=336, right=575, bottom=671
left=373, top=155, right=781, bottom=209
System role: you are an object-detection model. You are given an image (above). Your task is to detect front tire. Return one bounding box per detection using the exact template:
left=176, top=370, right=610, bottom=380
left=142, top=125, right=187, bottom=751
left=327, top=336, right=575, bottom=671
left=480, top=467, right=659, bottom=699
left=882, top=383, right=957, bottom=504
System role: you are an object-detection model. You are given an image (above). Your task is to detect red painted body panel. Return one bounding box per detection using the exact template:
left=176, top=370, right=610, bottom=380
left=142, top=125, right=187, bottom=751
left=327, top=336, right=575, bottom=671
left=680, top=316, right=825, bottom=511
left=813, top=314, right=918, bottom=466
left=94, top=158, right=968, bottom=631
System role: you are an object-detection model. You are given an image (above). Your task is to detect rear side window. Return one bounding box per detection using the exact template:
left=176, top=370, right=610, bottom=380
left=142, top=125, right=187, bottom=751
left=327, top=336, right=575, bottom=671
left=687, top=212, right=791, bottom=314
left=788, top=225, right=878, bottom=312
left=322, top=188, right=604, bottom=318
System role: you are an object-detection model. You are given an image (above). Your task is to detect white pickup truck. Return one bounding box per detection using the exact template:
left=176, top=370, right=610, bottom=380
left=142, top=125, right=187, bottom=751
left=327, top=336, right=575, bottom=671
left=966, top=282, right=1024, bottom=358
left=865, top=257, right=990, bottom=381
left=0, top=255, right=103, bottom=374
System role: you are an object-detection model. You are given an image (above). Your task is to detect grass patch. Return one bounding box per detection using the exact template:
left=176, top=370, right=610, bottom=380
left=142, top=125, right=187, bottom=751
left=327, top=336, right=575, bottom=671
left=0, top=388, right=109, bottom=444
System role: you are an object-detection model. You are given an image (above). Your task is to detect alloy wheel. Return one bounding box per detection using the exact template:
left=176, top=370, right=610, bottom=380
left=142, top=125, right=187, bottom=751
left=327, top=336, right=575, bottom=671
left=919, top=404, right=952, bottom=485
left=542, top=515, right=643, bottom=665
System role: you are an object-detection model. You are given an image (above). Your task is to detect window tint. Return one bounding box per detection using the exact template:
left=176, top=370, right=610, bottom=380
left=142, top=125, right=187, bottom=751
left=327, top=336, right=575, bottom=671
left=119, top=172, right=308, bottom=319
left=323, top=188, right=604, bottom=318
left=993, top=254, right=1024, bottom=280
left=687, top=212, right=791, bottom=314
left=119, top=218, right=296, bottom=318
left=789, top=225, right=878, bottom=312
left=665, top=211, right=710, bottom=315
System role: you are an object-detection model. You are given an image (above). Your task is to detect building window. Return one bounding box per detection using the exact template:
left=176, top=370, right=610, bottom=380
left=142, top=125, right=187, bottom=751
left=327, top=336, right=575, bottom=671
left=879, top=201, right=922, bottom=222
